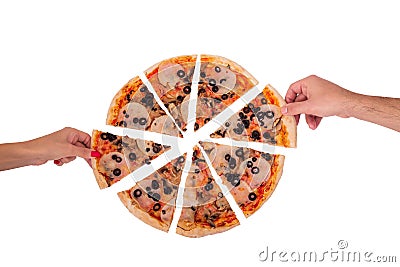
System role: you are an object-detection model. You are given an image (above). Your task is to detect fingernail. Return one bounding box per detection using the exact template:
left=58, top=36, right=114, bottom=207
left=281, top=106, right=288, bottom=114
left=54, top=160, right=60, bottom=165
left=91, top=151, right=101, bottom=158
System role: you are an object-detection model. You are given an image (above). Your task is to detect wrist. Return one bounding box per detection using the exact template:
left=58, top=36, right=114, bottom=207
left=24, top=139, right=47, bottom=165
left=338, top=90, right=359, bottom=118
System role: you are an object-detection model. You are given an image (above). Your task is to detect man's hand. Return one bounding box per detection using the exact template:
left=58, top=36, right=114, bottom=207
left=281, top=75, right=355, bottom=129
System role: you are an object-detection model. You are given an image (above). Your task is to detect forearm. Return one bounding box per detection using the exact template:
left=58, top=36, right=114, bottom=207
left=348, top=94, right=400, bottom=132
left=0, top=141, right=41, bottom=171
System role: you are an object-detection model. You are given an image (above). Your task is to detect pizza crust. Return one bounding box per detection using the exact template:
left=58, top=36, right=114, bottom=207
left=106, top=76, right=142, bottom=126
left=176, top=220, right=239, bottom=238
left=91, top=130, right=109, bottom=189
left=118, top=191, right=170, bottom=232
left=91, top=158, right=109, bottom=189
left=263, top=84, right=297, bottom=148
left=243, top=155, right=285, bottom=217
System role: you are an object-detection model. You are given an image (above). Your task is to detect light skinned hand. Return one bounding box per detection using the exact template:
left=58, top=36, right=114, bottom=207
left=281, top=75, right=354, bottom=130
left=28, top=127, right=94, bottom=167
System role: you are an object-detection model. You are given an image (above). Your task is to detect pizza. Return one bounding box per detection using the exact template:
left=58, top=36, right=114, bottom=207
left=91, top=54, right=297, bottom=237
left=195, top=55, right=258, bottom=131
left=91, top=130, right=170, bottom=189
left=200, top=142, right=284, bottom=217
left=210, top=85, right=297, bottom=147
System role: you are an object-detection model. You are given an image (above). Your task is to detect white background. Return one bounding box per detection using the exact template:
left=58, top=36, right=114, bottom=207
left=0, top=0, right=399, bottom=266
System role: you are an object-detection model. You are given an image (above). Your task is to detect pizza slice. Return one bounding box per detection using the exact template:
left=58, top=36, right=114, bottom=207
left=210, top=84, right=297, bottom=148
left=106, top=76, right=181, bottom=137
left=118, top=154, right=187, bottom=232
left=200, top=141, right=284, bottom=218
left=176, top=146, right=239, bottom=238
left=145, top=55, right=197, bottom=132
left=195, top=54, right=258, bottom=131
left=91, top=130, right=170, bottom=189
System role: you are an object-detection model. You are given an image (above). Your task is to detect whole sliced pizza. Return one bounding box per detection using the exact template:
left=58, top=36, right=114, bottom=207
left=91, top=55, right=297, bottom=238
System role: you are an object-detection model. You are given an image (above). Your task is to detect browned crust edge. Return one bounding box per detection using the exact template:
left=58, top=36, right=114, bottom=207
left=106, top=76, right=143, bottom=126
left=243, top=155, right=285, bottom=218
left=176, top=219, right=240, bottom=238
left=91, top=130, right=109, bottom=189
left=117, top=190, right=170, bottom=232
left=263, top=84, right=297, bottom=148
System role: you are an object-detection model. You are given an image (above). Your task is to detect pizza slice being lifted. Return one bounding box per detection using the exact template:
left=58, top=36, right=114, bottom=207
left=210, top=84, right=297, bottom=148
left=91, top=130, right=170, bottom=189
left=200, top=141, right=284, bottom=218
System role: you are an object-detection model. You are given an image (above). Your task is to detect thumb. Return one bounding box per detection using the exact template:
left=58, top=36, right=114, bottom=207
left=281, top=101, right=311, bottom=116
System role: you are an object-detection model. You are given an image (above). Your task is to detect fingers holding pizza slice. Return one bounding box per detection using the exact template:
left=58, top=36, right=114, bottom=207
left=91, top=130, right=171, bottom=189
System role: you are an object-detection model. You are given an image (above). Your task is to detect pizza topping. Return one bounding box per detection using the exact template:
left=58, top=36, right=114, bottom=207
left=157, top=62, right=189, bottom=88
left=251, top=130, right=261, bottom=140
left=133, top=189, right=142, bottom=198
left=150, top=115, right=179, bottom=136
left=177, top=70, right=185, bottom=78
left=163, top=186, right=172, bottom=195
left=153, top=145, right=161, bottom=153
left=261, top=98, right=267, bottom=104
left=177, top=156, right=185, bottom=163
left=246, top=161, right=253, bottom=168
left=113, top=168, right=121, bottom=176
left=153, top=203, right=161, bottom=211
left=183, top=86, right=191, bottom=94
left=261, top=153, right=272, bottom=161
left=251, top=167, right=259, bottom=174
left=201, top=63, right=237, bottom=91
left=221, top=94, right=228, bottom=100
left=228, top=157, right=236, bottom=169
left=113, top=155, right=122, bottom=163
left=100, top=133, right=108, bottom=140
left=231, top=176, right=240, bottom=187
left=208, top=79, right=216, bottom=86
left=266, top=111, right=274, bottom=119
left=204, top=183, right=213, bottom=191
left=139, top=118, right=147, bottom=125
left=235, top=147, right=244, bottom=159
left=128, top=152, right=136, bottom=161
left=212, top=86, right=219, bottom=93
left=248, top=192, right=257, bottom=201
left=224, top=154, right=231, bottom=161
left=149, top=192, right=161, bottom=202
left=151, top=180, right=160, bottom=190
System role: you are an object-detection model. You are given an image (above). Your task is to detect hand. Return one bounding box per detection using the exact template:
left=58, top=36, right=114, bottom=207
left=281, top=75, right=355, bottom=129
left=28, top=127, right=94, bottom=167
